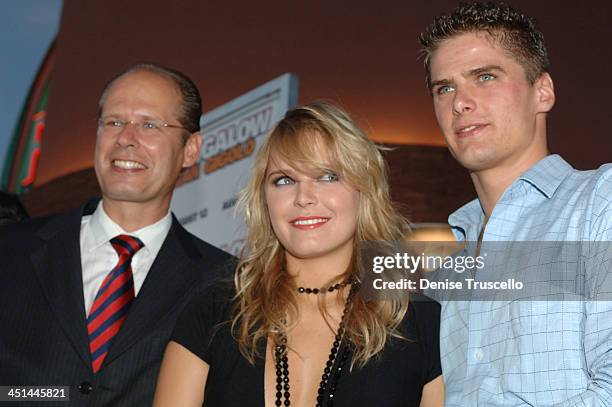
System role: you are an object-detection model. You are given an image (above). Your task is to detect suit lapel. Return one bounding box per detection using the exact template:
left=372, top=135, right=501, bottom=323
left=102, top=218, right=201, bottom=366
left=30, top=202, right=98, bottom=369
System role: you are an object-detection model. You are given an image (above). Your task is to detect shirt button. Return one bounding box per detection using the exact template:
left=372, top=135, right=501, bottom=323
left=475, top=350, right=484, bottom=361
left=79, top=382, right=93, bottom=394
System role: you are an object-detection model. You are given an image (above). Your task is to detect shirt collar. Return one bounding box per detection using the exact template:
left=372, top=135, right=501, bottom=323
left=517, top=154, right=573, bottom=199
left=448, top=154, right=573, bottom=240
left=448, top=198, right=484, bottom=241
left=87, top=200, right=172, bottom=255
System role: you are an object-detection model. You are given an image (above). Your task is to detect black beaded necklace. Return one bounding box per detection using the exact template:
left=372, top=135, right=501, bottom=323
left=297, top=280, right=351, bottom=295
left=274, top=284, right=357, bottom=407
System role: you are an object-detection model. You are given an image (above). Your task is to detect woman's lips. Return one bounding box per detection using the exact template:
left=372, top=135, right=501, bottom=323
left=289, top=217, right=330, bottom=230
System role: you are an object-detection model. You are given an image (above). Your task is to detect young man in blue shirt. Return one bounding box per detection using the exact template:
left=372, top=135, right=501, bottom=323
left=420, top=3, right=612, bottom=405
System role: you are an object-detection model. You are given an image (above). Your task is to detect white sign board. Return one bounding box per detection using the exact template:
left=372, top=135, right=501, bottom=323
left=171, top=73, right=299, bottom=255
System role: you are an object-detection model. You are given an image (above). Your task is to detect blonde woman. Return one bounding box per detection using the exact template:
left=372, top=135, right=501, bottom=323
left=154, top=102, right=444, bottom=406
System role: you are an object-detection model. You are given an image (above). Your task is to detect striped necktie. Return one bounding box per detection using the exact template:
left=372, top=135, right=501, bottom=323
left=87, top=234, right=144, bottom=373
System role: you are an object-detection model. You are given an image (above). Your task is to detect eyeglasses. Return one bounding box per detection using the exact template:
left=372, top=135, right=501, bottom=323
left=98, top=117, right=190, bottom=135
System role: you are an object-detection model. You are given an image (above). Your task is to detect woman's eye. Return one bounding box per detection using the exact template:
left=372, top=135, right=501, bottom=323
left=319, top=173, right=339, bottom=182
left=273, top=176, right=294, bottom=186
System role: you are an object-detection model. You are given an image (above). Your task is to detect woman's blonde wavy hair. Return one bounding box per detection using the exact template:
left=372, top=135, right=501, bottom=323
left=232, top=101, right=410, bottom=367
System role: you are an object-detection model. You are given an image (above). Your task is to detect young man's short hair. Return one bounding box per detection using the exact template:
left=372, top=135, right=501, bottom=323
left=419, top=2, right=550, bottom=91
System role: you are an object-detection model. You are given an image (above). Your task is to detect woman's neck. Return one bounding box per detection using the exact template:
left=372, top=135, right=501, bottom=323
left=285, top=248, right=352, bottom=289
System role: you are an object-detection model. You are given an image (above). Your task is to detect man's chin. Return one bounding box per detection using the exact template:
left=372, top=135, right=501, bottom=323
left=101, top=189, right=150, bottom=204
left=454, top=150, right=499, bottom=172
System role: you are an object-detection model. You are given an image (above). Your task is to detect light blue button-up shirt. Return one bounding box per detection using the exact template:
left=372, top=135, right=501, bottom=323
left=440, top=155, right=612, bottom=406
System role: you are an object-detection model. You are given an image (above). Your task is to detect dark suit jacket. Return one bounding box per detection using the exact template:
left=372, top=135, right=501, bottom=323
left=0, top=199, right=234, bottom=406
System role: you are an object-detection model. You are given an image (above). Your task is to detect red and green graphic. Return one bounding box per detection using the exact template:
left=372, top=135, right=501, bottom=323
left=2, top=40, right=55, bottom=194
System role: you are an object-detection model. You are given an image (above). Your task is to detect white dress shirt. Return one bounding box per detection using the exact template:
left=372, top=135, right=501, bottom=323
left=80, top=201, right=172, bottom=316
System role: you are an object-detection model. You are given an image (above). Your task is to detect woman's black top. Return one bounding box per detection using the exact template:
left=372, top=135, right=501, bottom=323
left=171, top=282, right=442, bottom=407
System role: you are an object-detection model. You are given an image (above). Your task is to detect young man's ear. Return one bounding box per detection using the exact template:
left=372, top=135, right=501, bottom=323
left=182, top=131, right=202, bottom=168
left=535, top=72, right=555, bottom=113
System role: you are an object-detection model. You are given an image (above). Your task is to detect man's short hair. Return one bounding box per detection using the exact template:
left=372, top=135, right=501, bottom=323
left=98, top=63, right=202, bottom=134
left=419, top=2, right=550, bottom=91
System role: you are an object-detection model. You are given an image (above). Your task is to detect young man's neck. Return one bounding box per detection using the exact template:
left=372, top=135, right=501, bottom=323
left=471, top=148, right=548, bottom=217
left=102, top=199, right=170, bottom=232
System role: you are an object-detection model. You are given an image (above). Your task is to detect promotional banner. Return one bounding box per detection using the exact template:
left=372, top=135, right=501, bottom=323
left=171, top=73, right=299, bottom=255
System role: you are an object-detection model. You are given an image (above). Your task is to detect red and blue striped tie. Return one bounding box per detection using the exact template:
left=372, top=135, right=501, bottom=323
left=87, top=234, right=144, bottom=373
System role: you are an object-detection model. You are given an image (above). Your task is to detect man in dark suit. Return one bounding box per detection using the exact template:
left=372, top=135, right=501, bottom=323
left=0, top=63, right=233, bottom=406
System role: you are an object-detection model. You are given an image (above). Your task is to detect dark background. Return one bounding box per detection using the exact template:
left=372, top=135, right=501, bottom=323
left=38, top=0, right=611, bottom=186
left=22, top=1, right=610, bottom=222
